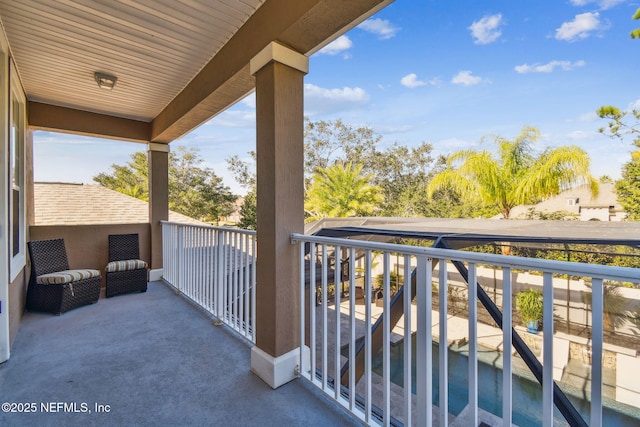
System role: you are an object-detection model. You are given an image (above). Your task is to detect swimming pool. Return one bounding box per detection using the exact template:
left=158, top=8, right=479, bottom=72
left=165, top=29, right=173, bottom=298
left=370, top=334, right=640, bottom=426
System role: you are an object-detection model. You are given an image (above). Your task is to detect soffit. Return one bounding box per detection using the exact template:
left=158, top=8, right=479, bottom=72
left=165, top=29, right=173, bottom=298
left=0, top=0, right=266, bottom=122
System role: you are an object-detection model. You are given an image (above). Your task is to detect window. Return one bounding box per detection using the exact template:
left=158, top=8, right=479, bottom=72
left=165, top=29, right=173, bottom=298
left=8, top=61, right=25, bottom=281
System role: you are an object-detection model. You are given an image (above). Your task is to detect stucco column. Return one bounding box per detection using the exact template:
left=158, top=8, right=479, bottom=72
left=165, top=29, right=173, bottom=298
left=249, top=42, right=308, bottom=388
left=148, top=142, right=169, bottom=281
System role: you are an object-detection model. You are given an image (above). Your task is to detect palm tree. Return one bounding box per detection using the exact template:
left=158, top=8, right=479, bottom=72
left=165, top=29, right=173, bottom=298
left=305, top=162, right=383, bottom=220
left=427, top=126, right=598, bottom=219
left=583, top=282, right=628, bottom=333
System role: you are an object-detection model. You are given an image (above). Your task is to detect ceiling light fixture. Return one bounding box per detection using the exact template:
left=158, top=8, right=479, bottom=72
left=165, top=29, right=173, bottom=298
left=94, top=72, right=117, bottom=90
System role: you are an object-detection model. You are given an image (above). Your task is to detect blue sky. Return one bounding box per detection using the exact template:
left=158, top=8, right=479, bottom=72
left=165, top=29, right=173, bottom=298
left=35, top=0, right=640, bottom=195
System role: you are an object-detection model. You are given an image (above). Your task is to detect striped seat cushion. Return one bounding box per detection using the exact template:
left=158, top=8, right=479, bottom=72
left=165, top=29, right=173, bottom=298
left=106, top=259, right=148, bottom=273
left=37, top=269, right=101, bottom=285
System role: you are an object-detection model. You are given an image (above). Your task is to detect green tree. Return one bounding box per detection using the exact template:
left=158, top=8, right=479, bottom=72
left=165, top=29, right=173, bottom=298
left=427, top=126, right=598, bottom=219
left=304, top=118, right=380, bottom=176
left=616, top=152, right=640, bottom=220
left=227, top=151, right=257, bottom=190
left=597, top=105, right=640, bottom=147
left=631, top=7, right=640, bottom=39
left=237, top=191, right=257, bottom=230
left=228, top=118, right=491, bottom=220
left=369, top=142, right=437, bottom=216
left=412, top=156, right=494, bottom=218
left=94, top=146, right=235, bottom=224
left=304, top=118, right=448, bottom=216
left=305, top=162, right=383, bottom=220
left=416, top=185, right=483, bottom=218
left=229, top=120, right=449, bottom=221
left=597, top=105, right=640, bottom=219
left=227, top=151, right=257, bottom=228
left=94, top=151, right=149, bottom=200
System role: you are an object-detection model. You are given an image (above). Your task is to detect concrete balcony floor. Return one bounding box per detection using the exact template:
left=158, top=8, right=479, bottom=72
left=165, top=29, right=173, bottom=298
left=0, top=281, right=361, bottom=427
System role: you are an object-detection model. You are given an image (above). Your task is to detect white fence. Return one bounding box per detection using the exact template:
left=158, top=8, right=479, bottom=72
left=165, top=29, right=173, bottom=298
left=162, top=221, right=256, bottom=342
left=291, top=233, right=640, bottom=427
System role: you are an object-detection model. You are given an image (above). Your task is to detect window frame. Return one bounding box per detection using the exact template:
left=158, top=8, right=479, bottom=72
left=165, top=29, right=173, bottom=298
left=8, top=60, right=26, bottom=282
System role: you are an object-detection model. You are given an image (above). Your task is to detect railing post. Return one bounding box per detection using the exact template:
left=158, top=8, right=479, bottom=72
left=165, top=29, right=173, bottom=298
left=161, top=222, right=168, bottom=282
left=177, top=224, right=184, bottom=291
left=251, top=234, right=257, bottom=342
left=416, top=255, right=431, bottom=426
left=364, top=249, right=373, bottom=423
left=468, top=262, right=478, bottom=427
left=543, top=272, right=555, bottom=426
left=403, top=254, right=412, bottom=427
left=216, top=229, right=225, bottom=321
left=502, top=268, right=512, bottom=426
left=298, top=239, right=306, bottom=381
left=309, top=242, right=317, bottom=385
left=334, top=244, right=342, bottom=402
left=349, top=247, right=357, bottom=412
left=591, top=278, right=604, bottom=427
left=439, top=259, right=448, bottom=427
left=382, top=252, right=391, bottom=426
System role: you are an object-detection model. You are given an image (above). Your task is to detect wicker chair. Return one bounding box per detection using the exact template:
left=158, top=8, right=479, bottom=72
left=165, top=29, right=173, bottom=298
left=26, top=239, right=101, bottom=315
left=105, top=233, right=148, bottom=297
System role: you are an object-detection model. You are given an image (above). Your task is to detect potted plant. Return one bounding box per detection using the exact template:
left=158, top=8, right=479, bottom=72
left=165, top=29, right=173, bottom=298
left=516, top=288, right=543, bottom=334
left=374, top=271, right=403, bottom=306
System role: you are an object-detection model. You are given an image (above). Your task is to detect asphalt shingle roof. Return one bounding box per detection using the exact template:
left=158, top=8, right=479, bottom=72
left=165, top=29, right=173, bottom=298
left=34, top=182, right=207, bottom=226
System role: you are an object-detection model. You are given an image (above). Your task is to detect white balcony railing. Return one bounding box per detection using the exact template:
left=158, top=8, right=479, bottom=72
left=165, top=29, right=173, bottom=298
left=291, top=233, right=640, bottom=427
left=162, top=221, right=256, bottom=342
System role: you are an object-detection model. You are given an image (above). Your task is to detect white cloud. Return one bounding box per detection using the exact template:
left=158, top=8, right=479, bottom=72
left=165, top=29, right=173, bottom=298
left=451, top=70, right=483, bottom=86
left=317, top=35, right=353, bottom=55
left=357, top=18, right=400, bottom=39
left=468, top=14, right=504, bottom=45
left=575, top=111, right=599, bottom=122
left=207, top=110, right=256, bottom=128
left=240, top=93, right=255, bottom=108
left=628, top=98, right=640, bottom=111
left=569, top=0, right=625, bottom=9
left=437, top=137, right=479, bottom=150
left=514, top=60, right=586, bottom=73
left=566, top=130, right=594, bottom=140
left=400, top=73, right=426, bottom=88
left=555, top=12, right=601, bottom=41
left=304, top=84, right=370, bottom=116
left=374, top=124, right=414, bottom=134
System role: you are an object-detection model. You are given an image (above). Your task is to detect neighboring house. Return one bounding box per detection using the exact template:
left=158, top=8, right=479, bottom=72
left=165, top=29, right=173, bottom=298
left=218, top=196, right=244, bottom=226
left=503, top=183, right=627, bottom=221
left=34, top=182, right=207, bottom=226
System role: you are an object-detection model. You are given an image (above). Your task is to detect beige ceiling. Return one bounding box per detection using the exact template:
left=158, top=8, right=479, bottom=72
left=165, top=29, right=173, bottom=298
left=0, top=0, right=267, bottom=122
left=0, top=0, right=392, bottom=143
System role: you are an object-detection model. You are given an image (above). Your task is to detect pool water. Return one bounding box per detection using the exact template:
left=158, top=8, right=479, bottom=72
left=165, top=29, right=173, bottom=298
left=370, top=334, right=640, bottom=426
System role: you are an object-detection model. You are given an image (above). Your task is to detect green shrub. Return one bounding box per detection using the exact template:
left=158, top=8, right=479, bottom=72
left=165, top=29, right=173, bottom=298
left=374, top=271, right=404, bottom=292
left=515, top=288, right=543, bottom=323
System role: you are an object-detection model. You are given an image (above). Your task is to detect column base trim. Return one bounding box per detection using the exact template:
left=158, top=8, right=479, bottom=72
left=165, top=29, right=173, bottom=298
left=251, top=346, right=309, bottom=389
left=149, top=269, right=163, bottom=282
